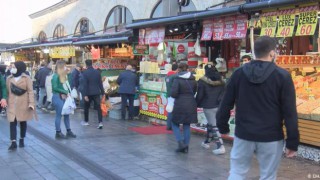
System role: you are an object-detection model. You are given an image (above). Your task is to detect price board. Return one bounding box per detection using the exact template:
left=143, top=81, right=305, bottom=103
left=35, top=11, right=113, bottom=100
left=133, top=44, right=149, bottom=55
left=212, top=18, right=224, bottom=41
left=276, top=9, right=295, bottom=37
left=260, top=15, right=277, bottom=37
left=222, top=16, right=236, bottom=39
left=201, top=20, right=213, bottom=41
left=235, top=15, right=248, bottom=39
left=296, top=10, right=318, bottom=36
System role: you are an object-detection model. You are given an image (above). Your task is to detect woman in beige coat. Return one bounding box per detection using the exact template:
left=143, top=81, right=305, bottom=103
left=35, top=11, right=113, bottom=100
left=7, top=61, right=35, bottom=151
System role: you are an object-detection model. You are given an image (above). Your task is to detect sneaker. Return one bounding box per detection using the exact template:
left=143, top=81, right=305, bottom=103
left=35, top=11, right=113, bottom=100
left=212, top=145, right=226, bottom=155
left=66, top=131, right=77, bottom=138
left=55, top=132, right=67, bottom=139
left=81, top=121, right=90, bottom=126
left=8, top=141, right=17, bottom=151
left=97, top=123, right=103, bottom=129
left=201, top=142, right=210, bottom=149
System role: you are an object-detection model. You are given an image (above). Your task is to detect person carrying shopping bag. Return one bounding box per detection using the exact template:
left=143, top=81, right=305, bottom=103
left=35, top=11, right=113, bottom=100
left=51, top=60, right=76, bottom=139
left=6, top=61, right=35, bottom=151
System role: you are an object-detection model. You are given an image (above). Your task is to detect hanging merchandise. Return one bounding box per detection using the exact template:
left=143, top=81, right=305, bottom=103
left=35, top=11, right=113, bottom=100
left=215, top=56, right=227, bottom=72
left=157, top=42, right=167, bottom=65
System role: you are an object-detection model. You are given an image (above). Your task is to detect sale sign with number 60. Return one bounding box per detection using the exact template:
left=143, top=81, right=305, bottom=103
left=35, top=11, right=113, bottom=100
left=276, top=14, right=295, bottom=37
left=296, top=10, right=318, bottom=36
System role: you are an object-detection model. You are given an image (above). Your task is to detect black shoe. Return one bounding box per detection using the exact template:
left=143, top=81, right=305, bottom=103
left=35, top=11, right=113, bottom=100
left=66, top=131, right=77, bottom=138
left=176, top=141, right=187, bottom=153
left=19, top=139, right=24, bottom=148
left=183, top=146, right=189, bottom=153
left=55, top=132, right=66, bottom=139
left=8, top=141, right=17, bottom=151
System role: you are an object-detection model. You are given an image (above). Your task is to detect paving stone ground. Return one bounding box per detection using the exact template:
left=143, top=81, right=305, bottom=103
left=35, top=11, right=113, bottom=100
left=0, top=109, right=319, bottom=180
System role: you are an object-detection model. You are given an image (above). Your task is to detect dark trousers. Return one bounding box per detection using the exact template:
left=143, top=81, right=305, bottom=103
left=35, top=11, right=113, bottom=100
left=10, top=119, right=27, bottom=141
left=84, top=95, right=102, bottom=123
left=121, top=94, right=134, bottom=119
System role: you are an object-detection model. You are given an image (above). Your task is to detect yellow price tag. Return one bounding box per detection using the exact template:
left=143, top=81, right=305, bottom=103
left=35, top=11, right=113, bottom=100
left=260, top=16, right=277, bottom=37
left=296, top=10, right=318, bottom=36
left=276, top=14, right=295, bottom=37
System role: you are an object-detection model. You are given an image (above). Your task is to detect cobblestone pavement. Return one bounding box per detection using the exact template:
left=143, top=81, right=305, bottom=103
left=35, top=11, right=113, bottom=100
left=0, top=109, right=319, bottom=180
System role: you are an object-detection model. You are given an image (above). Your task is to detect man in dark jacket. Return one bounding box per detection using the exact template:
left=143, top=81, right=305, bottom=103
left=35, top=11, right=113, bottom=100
left=117, top=65, right=138, bottom=120
left=82, top=60, right=105, bottom=129
left=35, top=62, right=51, bottom=109
left=216, top=36, right=299, bottom=180
left=71, top=63, right=82, bottom=90
left=165, top=64, right=178, bottom=130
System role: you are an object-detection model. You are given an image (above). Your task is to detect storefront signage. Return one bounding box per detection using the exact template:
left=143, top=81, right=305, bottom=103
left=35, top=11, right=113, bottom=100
left=223, top=16, right=236, bottom=39
left=260, top=11, right=278, bottom=37
left=201, top=20, right=213, bottom=41
left=296, top=5, right=319, bottom=36
left=235, top=15, right=248, bottom=39
left=49, top=47, right=75, bottom=58
left=177, top=44, right=185, bottom=53
left=139, top=89, right=168, bottom=120
left=133, top=44, right=149, bottom=55
left=276, top=9, right=296, bottom=37
left=138, top=29, right=146, bottom=44
left=141, top=28, right=165, bottom=44
left=14, top=53, right=27, bottom=61
left=91, top=47, right=100, bottom=59
left=165, top=33, right=186, bottom=40
left=93, top=59, right=129, bottom=70
left=212, top=17, right=224, bottom=41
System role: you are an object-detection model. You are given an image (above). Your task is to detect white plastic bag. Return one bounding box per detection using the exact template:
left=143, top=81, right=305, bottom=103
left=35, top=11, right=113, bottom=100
left=215, top=57, right=227, bottom=72
left=61, top=96, right=76, bottom=115
left=166, top=97, right=175, bottom=113
left=194, top=38, right=201, bottom=56
left=71, top=88, right=78, bottom=99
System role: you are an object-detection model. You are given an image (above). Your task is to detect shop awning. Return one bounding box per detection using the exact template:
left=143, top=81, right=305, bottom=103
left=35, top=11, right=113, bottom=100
left=72, top=36, right=130, bottom=46
left=126, top=0, right=317, bottom=29
left=5, top=40, right=72, bottom=51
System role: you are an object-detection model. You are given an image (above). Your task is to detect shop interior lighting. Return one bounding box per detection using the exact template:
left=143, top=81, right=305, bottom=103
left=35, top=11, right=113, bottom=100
left=174, top=27, right=179, bottom=31
left=169, top=29, right=173, bottom=33
left=43, top=48, right=49, bottom=54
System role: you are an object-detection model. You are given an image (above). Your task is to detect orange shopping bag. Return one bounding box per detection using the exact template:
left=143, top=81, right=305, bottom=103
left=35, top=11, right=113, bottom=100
left=101, top=96, right=108, bottom=117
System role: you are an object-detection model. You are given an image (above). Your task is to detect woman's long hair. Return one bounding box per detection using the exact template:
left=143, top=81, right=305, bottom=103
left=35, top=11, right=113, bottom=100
left=56, top=60, right=67, bottom=83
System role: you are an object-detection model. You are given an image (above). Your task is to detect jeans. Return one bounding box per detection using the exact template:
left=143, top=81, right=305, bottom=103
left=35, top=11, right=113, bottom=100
left=38, top=87, right=47, bottom=108
left=120, top=94, right=134, bottom=119
left=52, top=93, right=71, bottom=132
left=229, top=136, right=284, bottom=180
left=171, top=122, right=191, bottom=145
left=10, top=119, right=27, bottom=141
left=166, top=112, right=172, bottom=129
left=84, top=95, right=102, bottom=123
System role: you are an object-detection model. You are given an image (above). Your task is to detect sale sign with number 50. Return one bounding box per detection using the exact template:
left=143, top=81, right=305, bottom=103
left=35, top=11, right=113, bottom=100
left=296, top=10, right=318, bottom=36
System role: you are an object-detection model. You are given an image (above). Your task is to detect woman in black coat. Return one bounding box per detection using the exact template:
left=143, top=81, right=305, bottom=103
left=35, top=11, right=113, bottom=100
left=171, top=63, right=197, bottom=153
left=196, top=64, right=225, bottom=155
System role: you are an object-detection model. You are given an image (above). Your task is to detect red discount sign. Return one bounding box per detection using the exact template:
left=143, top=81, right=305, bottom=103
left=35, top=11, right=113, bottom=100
left=201, top=20, right=213, bottom=41
left=235, top=15, right=248, bottom=39
left=223, top=16, right=236, bottom=39
left=212, top=18, right=224, bottom=41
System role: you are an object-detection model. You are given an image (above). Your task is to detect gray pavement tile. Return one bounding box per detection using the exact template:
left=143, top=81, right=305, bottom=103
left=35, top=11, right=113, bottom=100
left=41, top=173, right=59, bottom=180
left=130, top=168, right=150, bottom=174
left=125, top=176, right=146, bottom=180
left=146, top=177, right=168, bottom=180
left=157, top=172, right=180, bottom=178
left=118, top=172, right=138, bottom=179
left=149, top=168, right=168, bottom=174
left=139, top=172, right=161, bottom=178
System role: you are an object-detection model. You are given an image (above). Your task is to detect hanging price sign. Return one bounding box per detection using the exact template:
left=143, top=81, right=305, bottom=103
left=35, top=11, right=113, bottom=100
left=296, top=6, right=318, bottom=36
left=212, top=18, right=224, bottom=41
left=222, top=16, right=236, bottom=39
left=276, top=9, right=295, bottom=37
left=235, top=15, right=248, bottom=39
left=260, top=12, right=277, bottom=37
left=201, top=20, right=213, bottom=41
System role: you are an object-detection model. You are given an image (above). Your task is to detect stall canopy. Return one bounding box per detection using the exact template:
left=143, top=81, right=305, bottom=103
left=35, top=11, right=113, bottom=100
left=126, top=0, right=317, bottom=29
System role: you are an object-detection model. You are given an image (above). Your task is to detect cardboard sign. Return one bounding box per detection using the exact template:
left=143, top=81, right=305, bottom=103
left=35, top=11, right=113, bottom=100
left=222, top=16, right=236, bottom=39
left=133, top=44, right=149, bottom=55
left=260, top=15, right=278, bottom=37
left=201, top=20, right=213, bottom=41
left=296, top=9, right=318, bottom=36
left=49, top=47, right=75, bottom=58
left=212, top=18, right=224, bottom=41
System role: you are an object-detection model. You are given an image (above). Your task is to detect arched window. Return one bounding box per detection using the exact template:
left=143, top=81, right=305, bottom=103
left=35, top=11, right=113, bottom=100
left=38, top=31, right=47, bottom=42
left=151, top=0, right=196, bottom=18
left=74, top=18, right=95, bottom=36
left=104, top=6, right=133, bottom=33
left=53, top=24, right=65, bottom=39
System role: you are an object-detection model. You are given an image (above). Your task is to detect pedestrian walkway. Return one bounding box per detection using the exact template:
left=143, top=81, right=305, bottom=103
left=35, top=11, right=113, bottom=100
left=0, top=109, right=319, bottom=180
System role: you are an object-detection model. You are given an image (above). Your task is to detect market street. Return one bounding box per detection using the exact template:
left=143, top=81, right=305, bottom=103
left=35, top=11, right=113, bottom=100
left=0, top=109, right=318, bottom=180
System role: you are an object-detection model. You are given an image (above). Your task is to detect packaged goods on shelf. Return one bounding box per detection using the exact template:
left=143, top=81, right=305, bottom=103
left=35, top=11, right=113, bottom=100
left=297, top=100, right=320, bottom=120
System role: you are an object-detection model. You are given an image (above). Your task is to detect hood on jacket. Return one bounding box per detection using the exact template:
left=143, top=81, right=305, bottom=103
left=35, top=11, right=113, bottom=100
left=242, top=60, right=277, bottom=84
left=200, top=76, right=225, bottom=86
left=178, top=71, right=195, bottom=80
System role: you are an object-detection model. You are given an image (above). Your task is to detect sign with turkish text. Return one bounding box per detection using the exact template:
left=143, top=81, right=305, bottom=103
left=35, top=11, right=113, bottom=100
left=212, top=17, right=224, bottom=41
left=133, top=44, right=149, bottom=55
left=296, top=6, right=318, bottom=36
left=139, top=90, right=168, bottom=120
left=93, top=59, right=129, bottom=70
left=144, top=28, right=165, bottom=44
left=235, top=15, right=248, bottom=39
left=276, top=9, right=296, bottom=37
left=260, top=15, right=278, bottom=37
left=49, top=47, right=75, bottom=58
left=201, top=20, right=213, bottom=41
left=222, top=16, right=236, bottom=39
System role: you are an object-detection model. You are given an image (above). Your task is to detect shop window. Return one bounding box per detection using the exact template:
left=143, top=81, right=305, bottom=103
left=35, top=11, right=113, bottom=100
left=38, top=31, right=47, bottom=43
left=151, top=0, right=196, bottom=18
left=104, top=6, right=133, bottom=33
left=53, top=24, right=65, bottom=39
left=74, top=18, right=95, bottom=36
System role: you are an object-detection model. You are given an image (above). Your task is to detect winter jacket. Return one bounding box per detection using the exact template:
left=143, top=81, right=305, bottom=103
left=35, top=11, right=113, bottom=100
left=6, top=73, right=35, bottom=122
left=216, top=60, right=299, bottom=151
left=165, top=72, right=178, bottom=97
left=117, top=70, right=138, bottom=95
left=35, top=67, right=51, bottom=88
left=71, top=68, right=80, bottom=89
left=196, top=76, right=225, bottom=109
left=0, top=74, right=7, bottom=99
left=82, top=67, right=104, bottom=96
left=171, top=71, right=198, bottom=124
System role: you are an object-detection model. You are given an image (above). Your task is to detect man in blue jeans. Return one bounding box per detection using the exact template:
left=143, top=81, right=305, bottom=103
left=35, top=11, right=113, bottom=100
left=117, top=65, right=138, bottom=120
left=217, top=36, right=299, bottom=180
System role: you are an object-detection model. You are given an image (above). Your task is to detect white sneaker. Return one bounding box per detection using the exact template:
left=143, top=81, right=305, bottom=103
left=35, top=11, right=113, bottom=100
left=81, top=121, right=90, bottom=126
left=201, top=142, right=210, bottom=149
left=97, top=123, right=103, bottom=129
left=212, top=145, right=226, bottom=155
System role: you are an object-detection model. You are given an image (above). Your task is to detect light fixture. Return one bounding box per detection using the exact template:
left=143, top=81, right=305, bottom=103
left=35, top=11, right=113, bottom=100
left=43, top=48, right=49, bottom=54
left=174, top=27, right=179, bottom=32
left=169, top=29, right=173, bottom=33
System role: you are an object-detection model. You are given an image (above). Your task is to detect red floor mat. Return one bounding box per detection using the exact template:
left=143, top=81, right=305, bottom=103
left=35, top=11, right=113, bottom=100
left=129, top=126, right=173, bottom=135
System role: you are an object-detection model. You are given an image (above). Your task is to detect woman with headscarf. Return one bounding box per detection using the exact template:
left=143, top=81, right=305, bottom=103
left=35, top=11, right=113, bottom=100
left=196, top=64, right=226, bottom=155
left=171, top=63, right=197, bottom=153
left=51, top=60, right=76, bottom=139
left=6, top=61, right=35, bottom=151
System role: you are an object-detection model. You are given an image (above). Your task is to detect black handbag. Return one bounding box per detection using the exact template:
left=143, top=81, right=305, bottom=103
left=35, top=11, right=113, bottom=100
left=11, top=83, right=27, bottom=96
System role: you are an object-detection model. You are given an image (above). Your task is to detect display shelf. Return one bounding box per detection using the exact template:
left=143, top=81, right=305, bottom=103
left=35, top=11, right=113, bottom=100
left=278, top=64, right=320, bottom=68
